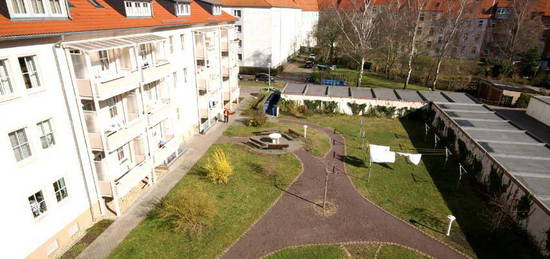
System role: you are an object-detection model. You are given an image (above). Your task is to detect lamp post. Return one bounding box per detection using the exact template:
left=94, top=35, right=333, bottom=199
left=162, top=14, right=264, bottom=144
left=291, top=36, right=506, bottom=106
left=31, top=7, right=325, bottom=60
left=446, top=215, right=456, bottom=236
left=268, top=62, right=271, bottom=88
left=303, top=125, right=308, bottom=139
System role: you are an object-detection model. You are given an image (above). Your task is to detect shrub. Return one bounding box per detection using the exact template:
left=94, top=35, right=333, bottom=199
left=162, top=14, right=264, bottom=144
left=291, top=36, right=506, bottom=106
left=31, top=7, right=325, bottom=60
left=516, top=194, right=534, bottom=221
left=322, top=101, right=338, bottom=114
left=347, top=102, right=366, bottom=115
left=515, top=93, right=533, bottom=108
left=204, top=148, right=234, bottom=184
left=157, top=190, right=217, bottom=237
left=279, top=99, right=298, bottom=115
left=304, top=100, right=322, bottom=113
left=246, top=110, right=267, bottom=127
left=297, top=105, right=314, bottom=117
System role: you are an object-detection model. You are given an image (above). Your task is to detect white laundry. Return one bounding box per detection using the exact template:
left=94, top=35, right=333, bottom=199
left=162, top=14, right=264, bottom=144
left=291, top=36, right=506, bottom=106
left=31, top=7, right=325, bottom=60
left=370, top=145, right=396, bottom=163
left=396, top=152, right=422, bottom=165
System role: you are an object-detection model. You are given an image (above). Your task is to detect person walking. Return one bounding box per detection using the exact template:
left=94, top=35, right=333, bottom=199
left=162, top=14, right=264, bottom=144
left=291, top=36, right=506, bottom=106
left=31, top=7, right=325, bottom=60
left=224, top=108, right=231, bottom=123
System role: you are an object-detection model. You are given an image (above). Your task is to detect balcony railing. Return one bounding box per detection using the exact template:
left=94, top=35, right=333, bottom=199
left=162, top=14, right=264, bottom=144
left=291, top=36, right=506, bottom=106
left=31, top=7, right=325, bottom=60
left=115, top=158, right=153, bottom=197
left=153, top=136, right=179, bottom=167
left=148, top=103, right=175, bottom=126
left=104, top=118, right=147, bottom=152
left=77, top=70, right=140, bottom=100
left=143, top=62, right=172, bottom=83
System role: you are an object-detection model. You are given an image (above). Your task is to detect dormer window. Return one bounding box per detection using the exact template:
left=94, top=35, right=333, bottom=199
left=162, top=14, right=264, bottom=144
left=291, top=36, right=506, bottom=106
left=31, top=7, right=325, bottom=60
left=124, top=1, right=152, bottom=17
left=213, top=5, right=221, bottom=15
left=175, top=2, right=191, bottom=16
left=8, top=0, right=68, bottom=19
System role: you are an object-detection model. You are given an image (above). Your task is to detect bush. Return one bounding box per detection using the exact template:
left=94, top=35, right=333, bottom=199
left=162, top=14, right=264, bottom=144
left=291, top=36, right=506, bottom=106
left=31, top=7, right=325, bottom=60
left=279, top=99, right=299, bottom=115
left=322, top=101, right=338, bottom=114
left=157, top=190, right=217, bottom=237
left=204, top=148, right=234, bottom=184
left=516, top=194, right=533, bottom=221
left=515, top=93, right=533, bottom=108
left=347, top=102, right=366, bottom=115
left=304, top=100, right=322, bottom=113
left=297, top=105, right=314, bottom=117
left=246, top=110, right=267, bottom=127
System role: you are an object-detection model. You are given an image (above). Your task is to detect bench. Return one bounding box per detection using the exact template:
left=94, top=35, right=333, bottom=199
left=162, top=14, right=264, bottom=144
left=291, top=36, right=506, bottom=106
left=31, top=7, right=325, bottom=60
left=288, top=129, right=302, bottom=138
left=249, top=138, right=267, bottom=149
left=281, top=132, right=294, bottom=141
left=266, top=144, right=289, bottom=150
left=252, top=129, right=276, bottom=135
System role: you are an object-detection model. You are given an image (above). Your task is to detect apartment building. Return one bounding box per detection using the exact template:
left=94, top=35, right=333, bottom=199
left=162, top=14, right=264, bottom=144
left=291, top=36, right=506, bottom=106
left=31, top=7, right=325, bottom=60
left=0, top=0, right=238, bottom=258
left=219, top=0, right=319, bottom=68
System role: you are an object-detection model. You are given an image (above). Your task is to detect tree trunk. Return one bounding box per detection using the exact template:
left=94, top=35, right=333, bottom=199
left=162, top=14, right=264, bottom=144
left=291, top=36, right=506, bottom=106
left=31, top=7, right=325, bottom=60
left=431, top=56, right=444, bottom=90
left=357, top=56, right=365, bottom=87
left=404, top=9, right=421, bottom=89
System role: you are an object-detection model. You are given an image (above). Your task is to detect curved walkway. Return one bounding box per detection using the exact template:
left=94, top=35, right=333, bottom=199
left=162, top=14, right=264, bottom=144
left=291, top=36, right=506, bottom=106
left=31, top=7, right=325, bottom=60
left=218, top=121, right=468, bottom=259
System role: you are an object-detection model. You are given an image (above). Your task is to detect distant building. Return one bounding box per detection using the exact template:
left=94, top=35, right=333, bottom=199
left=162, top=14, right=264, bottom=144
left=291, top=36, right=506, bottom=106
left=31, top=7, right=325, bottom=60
left=476, top=79, right=538, bottom=106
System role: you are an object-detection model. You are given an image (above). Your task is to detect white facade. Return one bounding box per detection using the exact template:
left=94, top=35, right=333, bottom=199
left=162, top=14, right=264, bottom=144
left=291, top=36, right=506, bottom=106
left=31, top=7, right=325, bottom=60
left=0, top=40, right=102, bottom=259
left=223, top=6, right=318, bottom=68
left=0, top=21, right=239, bottom=258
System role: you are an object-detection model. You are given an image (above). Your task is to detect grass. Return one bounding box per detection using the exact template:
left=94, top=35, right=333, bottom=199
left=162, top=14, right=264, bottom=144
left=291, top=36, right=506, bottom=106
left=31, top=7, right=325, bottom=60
left=109, top=143, right=302, bottom=259
left=312, top=69, right=428, bottom=90
left=60, top=219, right=114, bottom=259
left=239, top=80, right=286, bottom=89
left=264, top=243, right=428, bottom=259
left=277, top=114, right=545, bottom=259
left=224, top=121, right=331, bottom=157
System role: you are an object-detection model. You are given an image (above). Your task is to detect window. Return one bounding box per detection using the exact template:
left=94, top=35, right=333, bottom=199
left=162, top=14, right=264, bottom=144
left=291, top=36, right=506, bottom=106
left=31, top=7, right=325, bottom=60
left=49, top=0, right=62, bottom=13
left=419, top=13, right=424, bottom=21
left=236, top=25, right=242, bottom=33
left=213, top=5, right=221, bottom=15
left=53, top=178, right=68, bottom=202
left=31, top=0, right=45, bottom=14
left=107, top=97, right=118, bottom=118
left=238, top=40, right=242, bottom=47
left=18, top=56, right=40, bottom=89
left=429, top=27, right=434, bottom=36
left=237, top=54, right=242, bottom=61
left=435, top=2, right=440, bottom=7
left=233, top=9, right=241, bottom=17
left=180, top=34, right=185, bottom=50
left=81, top=99, right=95, bottom=111
left=11, top=0, right=27, bottom=14
left=98, top=50, right=110, bottom=71
left=139, top=44, right=152, bottom=68
left=28, top=190, right=47, bottom=217
left=116, top=147, right=126, bottom=163
left=124, top=1, right=151, bottom=17
left=183, top=68, right=187, bottom=83
left=0, top=59, right=13, bottom=96
left=478, top=20, right=484, bottom=27
left=37, top=119, right=55, bottom=149
left=426, top=41, right=432, bottom=48
left=169, top=36, right=174, bottom=54
left=175, top=3, right=190, bottom=16
left=417, top=27, right=422, bottom=35
left=9, top=128, right=32, bottom=162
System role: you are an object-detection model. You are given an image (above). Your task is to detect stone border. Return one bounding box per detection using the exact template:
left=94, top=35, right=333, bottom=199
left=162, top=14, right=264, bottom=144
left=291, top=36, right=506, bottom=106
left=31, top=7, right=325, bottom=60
left=260, top=240, right=435, bottom=259
left=216, top=146, right=306, bottom=259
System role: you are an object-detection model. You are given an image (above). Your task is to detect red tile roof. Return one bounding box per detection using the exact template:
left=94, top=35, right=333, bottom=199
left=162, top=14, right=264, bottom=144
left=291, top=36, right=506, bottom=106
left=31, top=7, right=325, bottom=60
left=0, top=0, right=237, bottom=38
left=217, top=0, right=319, bottom=10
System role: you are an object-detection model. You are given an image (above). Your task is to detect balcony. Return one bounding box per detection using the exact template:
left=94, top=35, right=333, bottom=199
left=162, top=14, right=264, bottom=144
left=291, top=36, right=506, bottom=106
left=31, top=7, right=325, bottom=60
left=115, top=158, right=153, bottom=197
left=77, top=70, right=140, bottom=100
left=153, top=136, right=179, bottom=167
left=143, top=62, right=172, bottom=83
left=105, top=118, right=147, bottom=152
left=148, top=103, right=176, bottom=126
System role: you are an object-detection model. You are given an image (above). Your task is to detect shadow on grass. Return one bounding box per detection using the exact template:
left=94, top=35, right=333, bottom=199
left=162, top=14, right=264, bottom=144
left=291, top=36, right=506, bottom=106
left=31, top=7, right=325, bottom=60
left=399, top=117, right=546, bottom=259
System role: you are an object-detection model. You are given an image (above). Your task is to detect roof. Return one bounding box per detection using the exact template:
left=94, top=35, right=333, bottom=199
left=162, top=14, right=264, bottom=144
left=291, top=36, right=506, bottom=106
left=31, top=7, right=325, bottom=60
left=0, top=0, right=236, bottom=39
left=436, top=103, right=550, bottom=211
left=533, top=95, right=550, bottom=105
left=216, top=0, right=318, bottom=10
left=480, top=79, right=539, bottom=93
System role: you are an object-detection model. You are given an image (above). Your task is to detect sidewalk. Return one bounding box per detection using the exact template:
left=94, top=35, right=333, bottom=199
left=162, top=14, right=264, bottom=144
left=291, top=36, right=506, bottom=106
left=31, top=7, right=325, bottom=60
left=77, top=103, right=248, bottom=259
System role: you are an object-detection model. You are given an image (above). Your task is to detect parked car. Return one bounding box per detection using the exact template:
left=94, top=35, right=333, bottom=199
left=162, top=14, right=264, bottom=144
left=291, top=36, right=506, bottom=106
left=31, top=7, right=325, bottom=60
left=255, top=73, right=276, bottom=82
left=304, top=61, right=314, bottom=68
left=317, top=64, right=336, bottom=71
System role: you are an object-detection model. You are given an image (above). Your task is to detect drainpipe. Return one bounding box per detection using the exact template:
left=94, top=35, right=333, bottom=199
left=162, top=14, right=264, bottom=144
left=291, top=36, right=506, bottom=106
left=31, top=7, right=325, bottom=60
left=52, top=35, right=105, bottom=219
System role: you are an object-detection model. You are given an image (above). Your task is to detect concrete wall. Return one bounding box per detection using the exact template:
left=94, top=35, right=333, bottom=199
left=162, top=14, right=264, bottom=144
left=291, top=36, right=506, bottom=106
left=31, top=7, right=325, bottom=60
left=527, top=97, right=550, bottom=127
left=430, top=103, right=550, bottom=251
left=281, top=94, right=424, bottom=115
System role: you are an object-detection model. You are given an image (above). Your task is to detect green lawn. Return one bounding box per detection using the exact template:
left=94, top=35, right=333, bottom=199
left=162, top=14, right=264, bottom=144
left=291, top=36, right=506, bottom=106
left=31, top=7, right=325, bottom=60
left=224, top=122, right=331, bottom=157
left=109, top=143, right=302, bottom=259
left=264, top=243, right=428, bottom=259
left=312, top=69, right=428, bottom=90
left=277, top=114, right=545, bottom=259
left=61, top=220, right=114, bottom=259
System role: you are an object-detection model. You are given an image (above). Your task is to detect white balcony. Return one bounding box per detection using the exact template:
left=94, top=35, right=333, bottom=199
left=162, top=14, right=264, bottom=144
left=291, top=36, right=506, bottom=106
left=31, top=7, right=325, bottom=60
left=105, top=118, right=148, bottom=152
left=98, top=158, right=153, bottom=197
left=153, top=137, right=179, bottom=167
left=148, top=103, right=176, bottom=126
left=143, top=62, right=172, bottom=83
left=77, top=70, right=140, bottom=100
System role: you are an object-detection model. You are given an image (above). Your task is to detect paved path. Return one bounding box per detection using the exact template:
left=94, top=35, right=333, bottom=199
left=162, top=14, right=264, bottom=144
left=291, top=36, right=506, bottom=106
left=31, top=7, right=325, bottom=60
left=220, top=120, right=468, bottom=259
left=77, top=96, right=253, bottom=259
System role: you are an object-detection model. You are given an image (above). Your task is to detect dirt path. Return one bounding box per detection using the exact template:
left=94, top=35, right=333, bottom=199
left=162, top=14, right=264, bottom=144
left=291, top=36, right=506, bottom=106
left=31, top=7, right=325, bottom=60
left=219, top=121, right=468, bottom=259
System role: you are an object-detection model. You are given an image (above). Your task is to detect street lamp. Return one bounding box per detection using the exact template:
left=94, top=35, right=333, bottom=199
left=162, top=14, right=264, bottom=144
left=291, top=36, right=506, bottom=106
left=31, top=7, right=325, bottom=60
left=303, top=125, right=308, bottom=139
left=446, top=215, right=456, bottom=236
left=268, top=62, right=271, bottom=88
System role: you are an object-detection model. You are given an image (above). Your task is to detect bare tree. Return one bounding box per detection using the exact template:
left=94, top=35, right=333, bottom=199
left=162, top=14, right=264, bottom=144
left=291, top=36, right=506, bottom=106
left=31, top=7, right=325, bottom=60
left=329, top=0, right=379, bottom=87
left=403, top=0, right=428, bottom=89
left=314, top=11, right=341, bottom=64
left=429, top=0, right=471, bottom=90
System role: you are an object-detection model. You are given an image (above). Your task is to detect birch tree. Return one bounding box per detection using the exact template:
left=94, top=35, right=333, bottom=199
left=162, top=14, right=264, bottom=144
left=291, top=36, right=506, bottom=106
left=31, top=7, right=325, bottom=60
left=403, top=0, right=428, bottom=89
left=329, top=0, right=379, bottom=87
left=429, top=0, right=470, bottom=90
